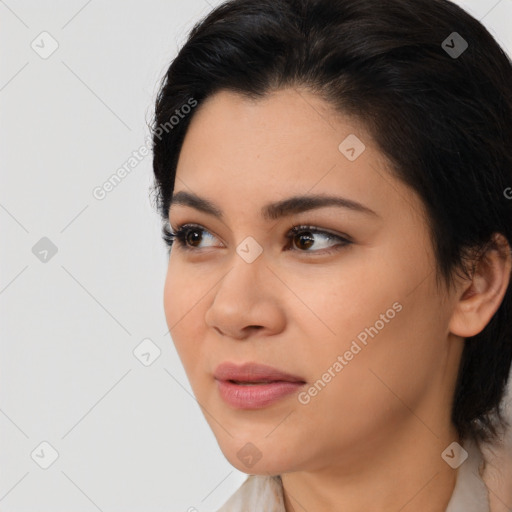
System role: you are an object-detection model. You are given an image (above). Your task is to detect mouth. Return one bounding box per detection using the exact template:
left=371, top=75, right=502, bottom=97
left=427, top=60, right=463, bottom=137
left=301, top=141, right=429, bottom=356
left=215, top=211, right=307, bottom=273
left=228, top=380, right=284, bottom=385
left=214, top=361, right=306, bottom=383
left=214, top=362, right=306, bottom=409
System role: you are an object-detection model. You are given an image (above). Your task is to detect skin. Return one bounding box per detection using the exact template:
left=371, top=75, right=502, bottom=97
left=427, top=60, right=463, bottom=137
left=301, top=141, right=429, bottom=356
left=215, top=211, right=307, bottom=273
left=163, top=87, right=511, bottom=512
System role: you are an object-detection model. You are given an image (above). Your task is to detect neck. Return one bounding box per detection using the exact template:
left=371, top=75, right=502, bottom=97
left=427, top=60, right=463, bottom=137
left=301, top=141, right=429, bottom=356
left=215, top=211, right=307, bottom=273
left=281, top=419, right=460, bottom=512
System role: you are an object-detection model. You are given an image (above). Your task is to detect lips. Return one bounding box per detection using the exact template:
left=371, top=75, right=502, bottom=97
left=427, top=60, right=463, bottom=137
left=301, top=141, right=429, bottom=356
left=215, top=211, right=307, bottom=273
left=214, top=362, right=306, bottom=409
left=214, top=361, right=306, bottom=384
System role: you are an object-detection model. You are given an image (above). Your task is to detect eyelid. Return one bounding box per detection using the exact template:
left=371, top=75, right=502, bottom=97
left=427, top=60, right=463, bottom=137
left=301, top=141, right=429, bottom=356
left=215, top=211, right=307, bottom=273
left=164, top=221, right=352, bottom=254
left=284, top=222, right=353, bottom=243
left=284, top=225, right=352, bottom=254
left=173, top=222, right=223, bottom=245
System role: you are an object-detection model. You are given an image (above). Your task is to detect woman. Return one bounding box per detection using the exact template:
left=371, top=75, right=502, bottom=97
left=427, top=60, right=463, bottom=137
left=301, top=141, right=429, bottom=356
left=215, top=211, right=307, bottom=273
left=151, top=0, right=512, bottom=510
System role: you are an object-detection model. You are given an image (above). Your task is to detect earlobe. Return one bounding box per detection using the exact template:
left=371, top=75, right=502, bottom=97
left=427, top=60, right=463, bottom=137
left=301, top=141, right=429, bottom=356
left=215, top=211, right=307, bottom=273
left=449, top=233, right=512, bottom=338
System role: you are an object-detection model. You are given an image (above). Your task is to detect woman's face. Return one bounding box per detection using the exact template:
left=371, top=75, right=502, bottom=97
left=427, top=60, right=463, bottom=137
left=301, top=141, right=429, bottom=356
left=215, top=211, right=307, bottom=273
left=164, top=87, right=463, bottom=474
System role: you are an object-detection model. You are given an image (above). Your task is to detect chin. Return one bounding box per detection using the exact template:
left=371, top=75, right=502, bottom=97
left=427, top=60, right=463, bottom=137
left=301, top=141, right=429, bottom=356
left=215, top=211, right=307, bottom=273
left=227, top=455, right=291, bottom=476
left=216, top=436, right=300, bottom=475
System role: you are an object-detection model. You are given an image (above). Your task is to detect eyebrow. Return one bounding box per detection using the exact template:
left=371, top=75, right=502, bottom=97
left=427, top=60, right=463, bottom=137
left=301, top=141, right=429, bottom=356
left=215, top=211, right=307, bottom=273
left=168, top=190, right=379, bottom=221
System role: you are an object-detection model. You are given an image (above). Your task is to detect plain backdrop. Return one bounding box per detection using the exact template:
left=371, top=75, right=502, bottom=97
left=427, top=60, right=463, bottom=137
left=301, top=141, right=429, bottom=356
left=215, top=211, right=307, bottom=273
left=1, top=0, right=511, bottom=510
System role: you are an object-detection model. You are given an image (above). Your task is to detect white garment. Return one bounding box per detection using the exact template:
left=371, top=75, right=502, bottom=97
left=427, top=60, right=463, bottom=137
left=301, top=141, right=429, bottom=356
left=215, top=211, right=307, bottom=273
left=217, top=437, right=491, bottom=512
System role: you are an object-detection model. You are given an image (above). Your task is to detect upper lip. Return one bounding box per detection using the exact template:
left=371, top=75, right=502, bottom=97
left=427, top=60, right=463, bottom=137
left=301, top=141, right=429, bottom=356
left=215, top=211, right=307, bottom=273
left=214, top=362, right=306, bottom=383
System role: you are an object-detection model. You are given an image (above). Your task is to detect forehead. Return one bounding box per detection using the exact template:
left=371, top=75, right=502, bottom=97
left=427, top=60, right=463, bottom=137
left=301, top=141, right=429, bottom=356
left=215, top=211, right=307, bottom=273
left=174, top=88, right=424, bottom=225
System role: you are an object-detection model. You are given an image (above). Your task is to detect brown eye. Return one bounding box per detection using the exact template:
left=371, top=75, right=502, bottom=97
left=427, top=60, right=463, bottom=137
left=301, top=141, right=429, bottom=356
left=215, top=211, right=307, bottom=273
left=169, top=224, right=219, bottom=251
left=293, top=231, right=315, bottom=250
left=286, top=225, right=352, bottom=254
left=185, top=229, right=203, bottom=246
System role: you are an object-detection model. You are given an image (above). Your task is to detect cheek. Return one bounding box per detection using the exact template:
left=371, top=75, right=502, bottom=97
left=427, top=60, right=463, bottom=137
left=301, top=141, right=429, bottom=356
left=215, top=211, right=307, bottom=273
left=163, top=255, right=210, bottom=327
left=278, top=272, right=400, bottom=416
left=163, top=260, right=206, bottom=373
left=292, top=263, right=443, bottom=421
left=163, top=261, right=183, bottom=332
left=292, top=310, right=431, bottom=450
left=291, top=260, right=397, bottom=351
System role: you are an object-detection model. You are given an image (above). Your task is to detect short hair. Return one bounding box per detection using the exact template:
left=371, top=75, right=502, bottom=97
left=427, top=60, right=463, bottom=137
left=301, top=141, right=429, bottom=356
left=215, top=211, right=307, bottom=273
left=151, top=0, right=512, bottom=444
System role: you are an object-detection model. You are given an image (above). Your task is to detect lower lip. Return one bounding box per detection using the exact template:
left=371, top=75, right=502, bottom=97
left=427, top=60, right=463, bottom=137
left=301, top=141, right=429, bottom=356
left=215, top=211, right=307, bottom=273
left=216, top=379, right=305, bottom=409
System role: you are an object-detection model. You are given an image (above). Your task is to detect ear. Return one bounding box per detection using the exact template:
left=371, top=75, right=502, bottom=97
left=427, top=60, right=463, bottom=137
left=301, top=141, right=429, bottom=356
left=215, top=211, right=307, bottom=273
left=449, top=233, right=512, bottom=338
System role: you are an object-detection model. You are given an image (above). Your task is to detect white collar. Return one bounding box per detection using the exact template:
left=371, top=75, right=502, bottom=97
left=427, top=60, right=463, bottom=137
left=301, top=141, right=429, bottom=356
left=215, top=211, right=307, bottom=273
left=445, top=437, right=490, bottom=512
left=217, top=438, right=491, bottom=512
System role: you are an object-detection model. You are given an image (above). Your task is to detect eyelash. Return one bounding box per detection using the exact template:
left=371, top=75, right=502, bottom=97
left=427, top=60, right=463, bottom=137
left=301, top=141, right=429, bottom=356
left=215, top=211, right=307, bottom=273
left=161, top=222, right=352, bottom=255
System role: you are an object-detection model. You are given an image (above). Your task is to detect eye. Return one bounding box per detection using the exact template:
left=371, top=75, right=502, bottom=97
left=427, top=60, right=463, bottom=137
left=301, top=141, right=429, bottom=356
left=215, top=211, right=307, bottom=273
left=161, top=222, right=352, bottom=255
left=162, top=223, right=219, bottom=253
left=285, top=225, right=351, bottom=254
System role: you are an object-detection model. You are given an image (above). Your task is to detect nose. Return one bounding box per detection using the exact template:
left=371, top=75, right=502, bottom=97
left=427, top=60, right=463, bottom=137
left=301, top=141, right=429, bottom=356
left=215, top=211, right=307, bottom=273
left=204, top=255, right=286, bottom=340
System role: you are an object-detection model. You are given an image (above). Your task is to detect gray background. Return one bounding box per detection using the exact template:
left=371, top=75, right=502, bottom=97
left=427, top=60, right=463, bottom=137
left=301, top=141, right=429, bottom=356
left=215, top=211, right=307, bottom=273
left=1, top=0, right=511, bottom=510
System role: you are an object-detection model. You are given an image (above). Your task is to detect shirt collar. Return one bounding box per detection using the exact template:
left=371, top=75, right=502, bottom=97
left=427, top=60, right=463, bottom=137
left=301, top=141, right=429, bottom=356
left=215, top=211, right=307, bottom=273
left=445, top=437, right=490, bottom=512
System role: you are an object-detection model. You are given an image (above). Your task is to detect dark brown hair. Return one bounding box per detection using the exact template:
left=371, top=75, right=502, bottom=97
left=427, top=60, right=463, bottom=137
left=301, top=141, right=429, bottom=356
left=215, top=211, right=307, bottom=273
left=151, top=0, right=512, bottom=444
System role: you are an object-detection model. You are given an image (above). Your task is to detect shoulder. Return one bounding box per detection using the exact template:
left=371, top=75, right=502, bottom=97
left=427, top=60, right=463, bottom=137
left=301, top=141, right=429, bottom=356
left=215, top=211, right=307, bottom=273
left=216, top=474, right=285, bottom=512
